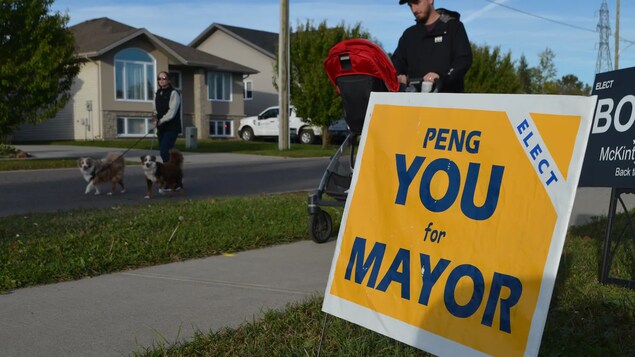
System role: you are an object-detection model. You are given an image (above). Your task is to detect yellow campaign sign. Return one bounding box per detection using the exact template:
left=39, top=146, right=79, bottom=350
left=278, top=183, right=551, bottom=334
left=322, top=93, right=597, bottom=357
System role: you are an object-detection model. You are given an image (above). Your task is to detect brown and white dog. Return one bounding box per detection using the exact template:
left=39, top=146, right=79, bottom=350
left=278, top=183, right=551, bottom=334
left=140, top=149, right=184, bottom=199
left=78, top=153, right=126, bottom=195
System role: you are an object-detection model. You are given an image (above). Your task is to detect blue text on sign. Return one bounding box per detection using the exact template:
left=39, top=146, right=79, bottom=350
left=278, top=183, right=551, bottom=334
left=344, top=237, right=523, bottom=333
left=394, top=154, right=504, bottom=220
left=516, top=119, right=558, bottom=186
left=422, top=128, right=481, bottom=154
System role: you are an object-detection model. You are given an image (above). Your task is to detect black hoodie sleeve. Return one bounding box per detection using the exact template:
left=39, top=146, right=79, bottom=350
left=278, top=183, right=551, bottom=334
left=439, top=21, right=472, bottom=92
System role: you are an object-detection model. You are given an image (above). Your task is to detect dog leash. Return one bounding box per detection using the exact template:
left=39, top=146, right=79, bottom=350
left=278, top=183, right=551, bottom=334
left=91, top=128, right=157, bottom=178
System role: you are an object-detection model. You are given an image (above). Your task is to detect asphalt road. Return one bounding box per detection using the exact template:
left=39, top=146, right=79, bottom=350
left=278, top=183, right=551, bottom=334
left=0, top=144, right=630, bottom=225
left=0, top=156, right=330, bottom=217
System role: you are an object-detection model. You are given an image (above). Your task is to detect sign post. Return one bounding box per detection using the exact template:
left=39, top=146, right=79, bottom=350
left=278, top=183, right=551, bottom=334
left=323, top=92, right=597, bottom=356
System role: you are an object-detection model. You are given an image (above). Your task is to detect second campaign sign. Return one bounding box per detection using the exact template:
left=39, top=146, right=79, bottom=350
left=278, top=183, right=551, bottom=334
left=580, top=66, right=635, bottom=187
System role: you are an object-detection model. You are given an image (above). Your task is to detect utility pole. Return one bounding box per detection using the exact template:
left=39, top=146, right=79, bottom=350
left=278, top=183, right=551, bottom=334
left=615, top=0, right=620, bottom=70
left=278, top=0, right=290, bottom=150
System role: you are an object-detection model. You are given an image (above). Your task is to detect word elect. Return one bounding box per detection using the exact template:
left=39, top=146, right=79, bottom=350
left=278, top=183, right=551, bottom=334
left=516, top=119, right=558, bottom=186
left=344, top=237, right=522, bottom=333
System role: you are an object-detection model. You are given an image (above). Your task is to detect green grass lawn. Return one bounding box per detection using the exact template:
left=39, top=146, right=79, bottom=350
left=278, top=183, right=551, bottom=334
left=0, top=192, right=633, bottom=356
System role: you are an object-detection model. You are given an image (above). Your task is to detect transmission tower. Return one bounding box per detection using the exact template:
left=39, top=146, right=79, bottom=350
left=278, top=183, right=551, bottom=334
left=596, top=0, right=613, bottom=73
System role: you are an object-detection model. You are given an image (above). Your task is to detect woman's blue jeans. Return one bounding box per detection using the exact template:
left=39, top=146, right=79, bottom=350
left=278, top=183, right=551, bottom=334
left=158, top=130, right=178, bottom=162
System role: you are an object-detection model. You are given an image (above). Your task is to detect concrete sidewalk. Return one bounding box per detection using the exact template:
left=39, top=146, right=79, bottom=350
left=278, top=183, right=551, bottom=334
left=0, top=240, right=336, bottom=357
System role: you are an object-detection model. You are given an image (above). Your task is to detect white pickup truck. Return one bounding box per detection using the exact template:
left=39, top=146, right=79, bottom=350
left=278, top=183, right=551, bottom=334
left=238, top=106, right=323, bottom=144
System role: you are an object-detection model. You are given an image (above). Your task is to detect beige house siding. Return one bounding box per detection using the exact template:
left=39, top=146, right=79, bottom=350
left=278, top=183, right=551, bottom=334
left=11, top=106, right=75, bottom=142
left=72, top=60, right=101, bottom=140
left=11, top=63, right=94, bottom=141
left=195, top=31, right=277, bottom=116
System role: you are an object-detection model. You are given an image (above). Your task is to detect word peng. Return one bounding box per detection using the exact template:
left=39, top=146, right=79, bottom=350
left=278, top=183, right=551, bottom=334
left=592, top=95, right=635, bottom=134
left=344, top=237, right=523, bottom=333
left=422, top=128, right=481, bottom=154
left=395, top=154, right=504, bottom=221
left=516, top=119, right=558, bottom=186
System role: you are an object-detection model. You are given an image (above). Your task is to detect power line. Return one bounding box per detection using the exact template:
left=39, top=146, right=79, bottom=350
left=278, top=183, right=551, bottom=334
left=482, top=0, right=595, bottom=33
left=482, top=0, right=635, bottom=45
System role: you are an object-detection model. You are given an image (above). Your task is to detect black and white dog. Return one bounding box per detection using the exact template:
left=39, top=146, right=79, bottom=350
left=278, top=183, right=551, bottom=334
left=140, top=149, right=184, bottom=199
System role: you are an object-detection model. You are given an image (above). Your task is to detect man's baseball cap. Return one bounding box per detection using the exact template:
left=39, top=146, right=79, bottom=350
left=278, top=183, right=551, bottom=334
left=399, top=0, right=409, bottom=4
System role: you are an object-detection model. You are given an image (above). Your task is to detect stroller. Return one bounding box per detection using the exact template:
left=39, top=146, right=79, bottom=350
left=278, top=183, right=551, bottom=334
left=307, top=39, right=400, bottom=243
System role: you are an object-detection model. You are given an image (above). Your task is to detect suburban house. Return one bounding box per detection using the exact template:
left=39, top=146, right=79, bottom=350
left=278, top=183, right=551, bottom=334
left=12, top=17, right=257, bottom=141
left=189, top=23, right=279, bottom=117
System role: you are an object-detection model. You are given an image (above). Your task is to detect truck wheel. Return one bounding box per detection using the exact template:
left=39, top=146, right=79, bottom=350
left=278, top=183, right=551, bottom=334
left=299, top=129, right=315, bottom=144
left=241, top=127, right=254, bottom=141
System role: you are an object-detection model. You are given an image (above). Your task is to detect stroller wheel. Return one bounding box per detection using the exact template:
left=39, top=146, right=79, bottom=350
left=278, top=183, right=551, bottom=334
left=308, top=209, right=332, bottom=243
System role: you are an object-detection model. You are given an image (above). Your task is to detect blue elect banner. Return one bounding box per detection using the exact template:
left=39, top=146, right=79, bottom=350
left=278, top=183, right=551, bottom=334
left=579, top=66, right=635, bottom=188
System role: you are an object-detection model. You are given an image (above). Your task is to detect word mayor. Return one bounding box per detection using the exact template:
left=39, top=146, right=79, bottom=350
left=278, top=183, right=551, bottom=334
left=344, top=237, right=522, bottom=333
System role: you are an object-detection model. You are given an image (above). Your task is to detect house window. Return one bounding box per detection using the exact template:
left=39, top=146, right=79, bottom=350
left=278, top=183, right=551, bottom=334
left=243, top=80, right=253, bottom=100
left=115, top=48, right=155, bottom=101
left=117, top=116, right=155, bottom=137
left=207, top=72, right=231, bottom=101
left=169, top=71, right=182, bottom=89
left=209, top=120, right=233, bottom=137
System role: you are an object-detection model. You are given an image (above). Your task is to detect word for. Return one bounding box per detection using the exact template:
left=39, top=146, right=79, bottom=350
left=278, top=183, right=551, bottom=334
left=423, top=222, right=446, bottom=243
left=599, top=145, right=635, bottom=162
left=592, top=95, right=635, bottom=134
left=344, top=237, right=523, bottom=333
left=394, top=154, right=504, bottom=221
left=422, top=128, right=481, bottom=154
left=595, top=80, right=614, bottom=91
left=516, top=119, right=559, bottom=186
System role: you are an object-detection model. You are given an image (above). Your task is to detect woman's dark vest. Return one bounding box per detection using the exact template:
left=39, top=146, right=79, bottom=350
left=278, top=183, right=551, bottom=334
left=155, top=86, right=182, bottom=133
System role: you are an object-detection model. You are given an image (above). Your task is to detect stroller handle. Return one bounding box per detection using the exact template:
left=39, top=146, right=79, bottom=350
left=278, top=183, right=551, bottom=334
left=401, top=76, right=441, bottom=93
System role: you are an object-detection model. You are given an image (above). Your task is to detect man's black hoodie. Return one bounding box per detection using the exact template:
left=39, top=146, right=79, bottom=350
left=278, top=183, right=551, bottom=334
left=392, top=8, right=473, bottom=93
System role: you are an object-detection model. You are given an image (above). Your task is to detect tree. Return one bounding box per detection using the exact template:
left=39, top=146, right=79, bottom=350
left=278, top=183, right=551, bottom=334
left=516, top=54, right=539, bottom=94
left=464, top=44, right=521, bottom=94
left=0, top=0, right=80, bottom=140
left=533, top=48, right=557, bottom=94
left=552, top=74, right=592, bottom=95
left=276, top=20, right=372, bottom=146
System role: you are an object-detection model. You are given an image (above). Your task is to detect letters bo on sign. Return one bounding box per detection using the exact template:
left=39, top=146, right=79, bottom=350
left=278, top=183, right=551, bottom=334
left=322, top=93, right=597, bottom=357
left=580, top=66, right=635, bottom=187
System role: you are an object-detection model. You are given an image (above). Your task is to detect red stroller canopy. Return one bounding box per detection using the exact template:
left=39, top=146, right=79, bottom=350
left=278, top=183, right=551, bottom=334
left=324, top=39, right=400, bottom=94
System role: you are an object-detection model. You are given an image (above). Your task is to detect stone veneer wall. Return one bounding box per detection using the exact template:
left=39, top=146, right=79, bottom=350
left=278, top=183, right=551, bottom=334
left=102, top=111, right=153, bottom=139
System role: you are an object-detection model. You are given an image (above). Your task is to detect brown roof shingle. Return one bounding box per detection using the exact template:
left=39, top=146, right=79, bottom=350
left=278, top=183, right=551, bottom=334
left=71, top=18, right=257, bottom=74
left=190, top=23, right=278, bottom=59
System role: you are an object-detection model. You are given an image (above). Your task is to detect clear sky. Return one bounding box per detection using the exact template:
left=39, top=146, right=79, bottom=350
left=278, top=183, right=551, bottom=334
left=50, top=0, right=634, bottom=86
